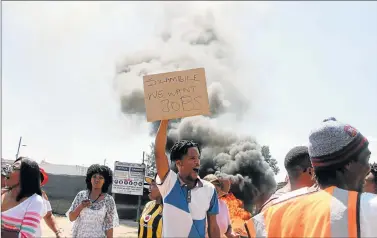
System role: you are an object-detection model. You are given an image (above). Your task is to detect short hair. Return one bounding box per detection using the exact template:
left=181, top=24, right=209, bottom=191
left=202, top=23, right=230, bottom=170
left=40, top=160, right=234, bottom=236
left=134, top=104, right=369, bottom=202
left=284, top=146, right=311, bottom=179
left=86, top=164, right=113, bottom=193
left=170, top=140, right=201, bottom=162
left=15, top=157, right=42, bottom=202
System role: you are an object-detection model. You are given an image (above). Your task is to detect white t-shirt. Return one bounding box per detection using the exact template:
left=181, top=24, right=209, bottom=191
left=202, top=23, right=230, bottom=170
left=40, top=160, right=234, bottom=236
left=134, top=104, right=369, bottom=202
left=35, top=197, right=52, bottom=237
left=360, top=192, right=377, bottom=237
left=42, top=198, right=52, bottom=215
left=217, top=200, right=231, bottom=236
left=156, top=170, right=219, bottom=238
left=1, top=193, right=46, bottom=237
left=206, top=199, right=231, bottom=238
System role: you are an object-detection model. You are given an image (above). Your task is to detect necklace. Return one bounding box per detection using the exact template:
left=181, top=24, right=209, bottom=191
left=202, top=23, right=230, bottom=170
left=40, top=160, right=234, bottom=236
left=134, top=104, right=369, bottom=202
left=89, top=192, right=102, bottom=203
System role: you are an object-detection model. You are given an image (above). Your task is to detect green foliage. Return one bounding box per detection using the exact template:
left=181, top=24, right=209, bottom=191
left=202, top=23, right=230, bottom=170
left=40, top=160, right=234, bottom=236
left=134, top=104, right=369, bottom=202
left=261, top=145, right=280, bottom=175
left=145, top=143, right=156, bottom=177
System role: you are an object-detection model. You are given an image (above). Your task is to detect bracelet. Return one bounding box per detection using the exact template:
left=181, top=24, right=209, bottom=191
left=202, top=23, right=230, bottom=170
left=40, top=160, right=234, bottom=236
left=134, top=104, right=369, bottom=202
left=55, top=229, right=63, bottom=235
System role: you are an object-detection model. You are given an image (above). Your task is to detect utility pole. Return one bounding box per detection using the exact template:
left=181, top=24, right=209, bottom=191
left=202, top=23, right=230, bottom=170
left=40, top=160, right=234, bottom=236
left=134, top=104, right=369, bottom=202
left=15, top=136, right=22, bottom=159
left=136, top=151, right=146, bottom=222
left=104, top=159, right=107, bottom=166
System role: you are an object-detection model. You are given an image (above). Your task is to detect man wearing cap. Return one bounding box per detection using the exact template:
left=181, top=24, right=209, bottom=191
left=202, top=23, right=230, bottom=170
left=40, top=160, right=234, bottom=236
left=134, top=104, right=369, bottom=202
left=154, top=120, right=220, bottom=238
left=138, top=175, right=163, bottom=238
left=245, top=118, right=377, bottom=237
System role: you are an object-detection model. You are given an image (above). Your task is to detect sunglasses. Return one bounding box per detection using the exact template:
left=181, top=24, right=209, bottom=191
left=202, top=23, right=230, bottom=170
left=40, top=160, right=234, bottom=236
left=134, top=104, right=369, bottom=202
left=9, top=165, right=21, bottom=173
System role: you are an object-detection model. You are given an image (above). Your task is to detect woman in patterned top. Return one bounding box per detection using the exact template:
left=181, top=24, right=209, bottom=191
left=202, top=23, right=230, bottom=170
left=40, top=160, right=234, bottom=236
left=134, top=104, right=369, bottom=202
left=1, top=157, right=45, bottom=238
left=67, top=164, right=119, bottom=238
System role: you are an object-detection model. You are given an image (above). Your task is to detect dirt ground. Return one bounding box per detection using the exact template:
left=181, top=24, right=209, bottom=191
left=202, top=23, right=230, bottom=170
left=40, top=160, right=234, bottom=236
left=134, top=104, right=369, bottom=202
left=41, top=215, right=138, bottom=237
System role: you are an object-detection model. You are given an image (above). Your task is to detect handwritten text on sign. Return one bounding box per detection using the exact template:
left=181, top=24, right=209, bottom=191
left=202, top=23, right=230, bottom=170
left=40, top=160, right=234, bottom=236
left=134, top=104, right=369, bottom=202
left=143, top=68, right=210, bottom=122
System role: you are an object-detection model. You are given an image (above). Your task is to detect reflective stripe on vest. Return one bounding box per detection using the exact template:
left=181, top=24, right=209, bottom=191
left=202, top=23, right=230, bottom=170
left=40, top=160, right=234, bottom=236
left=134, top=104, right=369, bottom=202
left=245, top=186, right=361, bottom=238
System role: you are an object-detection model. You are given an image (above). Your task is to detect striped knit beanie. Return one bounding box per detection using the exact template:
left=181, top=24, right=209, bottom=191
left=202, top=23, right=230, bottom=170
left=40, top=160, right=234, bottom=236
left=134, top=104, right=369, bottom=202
left=308, top=117, right=369, bottom=169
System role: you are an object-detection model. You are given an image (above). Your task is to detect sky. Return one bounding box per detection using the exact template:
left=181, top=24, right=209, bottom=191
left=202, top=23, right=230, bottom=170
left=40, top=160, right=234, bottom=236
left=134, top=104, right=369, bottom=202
left=2, top=2, right=377, bottom=182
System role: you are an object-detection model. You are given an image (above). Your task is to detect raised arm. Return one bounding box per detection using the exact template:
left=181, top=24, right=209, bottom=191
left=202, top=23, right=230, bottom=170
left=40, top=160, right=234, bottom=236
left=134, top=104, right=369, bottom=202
left=155, top=120, right=170, bottom=180
left=67, top=192, right=90, bottom=222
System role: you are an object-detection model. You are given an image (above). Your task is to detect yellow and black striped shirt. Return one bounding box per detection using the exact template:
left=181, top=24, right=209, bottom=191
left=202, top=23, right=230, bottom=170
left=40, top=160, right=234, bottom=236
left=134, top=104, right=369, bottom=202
left=138, top=201, right=163, bottom=238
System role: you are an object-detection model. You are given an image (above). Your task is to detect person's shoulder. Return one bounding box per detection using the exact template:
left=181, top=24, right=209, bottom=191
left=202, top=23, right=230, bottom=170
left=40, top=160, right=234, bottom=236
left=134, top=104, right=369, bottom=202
left=77, top=190, right=88, bottom=196
left=105, top=193, right=115, bottom=202
left=200, top=179, right=215, bottom=189
left=359, top=192, right=377, bottom=226
left=145, top=200, right=152, bottom=206
left=145, top=200, right=155, bottom=208
left=156, top=170, right=177, bottom=185
left=199, top=179, right=217, bottom=198
left=218, top=199, right=228, bottom=209
left=30, top=193, right=45, bottom=206
left=32, top=193, right=44, bottom=201
left=41, top=190, right=49, bottom=201
left=361, top=192, right=377, bottom=208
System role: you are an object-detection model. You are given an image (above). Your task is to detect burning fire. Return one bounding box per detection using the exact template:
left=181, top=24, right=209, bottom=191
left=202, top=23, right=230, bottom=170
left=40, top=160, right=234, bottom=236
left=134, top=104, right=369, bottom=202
left=221, top=193, right=251, bottom=236
left=221, top=193, right=251, bottom=221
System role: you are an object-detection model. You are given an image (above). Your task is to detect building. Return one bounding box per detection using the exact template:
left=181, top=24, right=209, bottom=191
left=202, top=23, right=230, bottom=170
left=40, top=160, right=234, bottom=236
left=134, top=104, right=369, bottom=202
left=39, top=160, right=88, bottom=176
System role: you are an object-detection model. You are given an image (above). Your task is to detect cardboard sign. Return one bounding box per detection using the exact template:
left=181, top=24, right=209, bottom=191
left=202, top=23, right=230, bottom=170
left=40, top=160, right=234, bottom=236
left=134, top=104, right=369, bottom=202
left=143, top=68, right=210, bottom=122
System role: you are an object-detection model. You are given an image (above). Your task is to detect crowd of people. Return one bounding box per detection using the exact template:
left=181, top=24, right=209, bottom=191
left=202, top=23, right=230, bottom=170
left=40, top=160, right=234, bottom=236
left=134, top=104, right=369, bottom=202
left=1, top=160, right=118, bottom=238
left=1, top=117, right=377, bottom=238
left=144, top=117, right=377, bottom=238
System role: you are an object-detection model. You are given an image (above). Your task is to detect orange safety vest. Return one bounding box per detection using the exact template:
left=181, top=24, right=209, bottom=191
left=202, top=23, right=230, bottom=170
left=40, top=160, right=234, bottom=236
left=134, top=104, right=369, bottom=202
left=245, top=186, right=360, bottom=238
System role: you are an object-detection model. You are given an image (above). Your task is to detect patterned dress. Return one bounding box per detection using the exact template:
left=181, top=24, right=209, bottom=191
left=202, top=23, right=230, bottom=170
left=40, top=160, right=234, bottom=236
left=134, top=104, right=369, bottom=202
left=66, top=190, right=119, bottom=238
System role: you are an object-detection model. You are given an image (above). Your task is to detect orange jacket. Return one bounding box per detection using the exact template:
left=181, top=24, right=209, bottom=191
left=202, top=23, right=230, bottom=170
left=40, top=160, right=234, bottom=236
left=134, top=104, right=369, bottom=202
left=245, top=186, right=360, bottom=238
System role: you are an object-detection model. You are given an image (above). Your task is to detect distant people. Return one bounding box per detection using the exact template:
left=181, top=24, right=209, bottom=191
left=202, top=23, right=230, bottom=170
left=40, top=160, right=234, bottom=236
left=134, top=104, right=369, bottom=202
left=203, top=174, right=240, bottom=238
left=245, top=118, right=377, bottom=237
left=1, top=157, right=45, bottom=237
left=67, top=164, right=119, bottom=238
left=364, top=162, right=377, bottom=194
left=259, top=146, right=316, bottom=212
left=154, top=120, right=220, bottom=238
left=35, top=168, right=64, bottom=238
left=138, top=175, right=163, bottom=238
left=1, top=164, right=11, bottom=189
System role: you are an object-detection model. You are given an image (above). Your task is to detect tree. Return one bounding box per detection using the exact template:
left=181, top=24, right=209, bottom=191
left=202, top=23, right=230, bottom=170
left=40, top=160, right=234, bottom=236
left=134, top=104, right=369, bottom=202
left=145, top=143, right=156, bottom=177
left=261, top=145, right=280, bottom=175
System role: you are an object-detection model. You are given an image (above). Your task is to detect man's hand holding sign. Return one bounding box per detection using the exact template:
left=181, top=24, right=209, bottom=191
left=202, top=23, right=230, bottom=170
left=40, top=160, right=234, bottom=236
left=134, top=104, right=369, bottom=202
left=143, top=68, right=220, bottom=238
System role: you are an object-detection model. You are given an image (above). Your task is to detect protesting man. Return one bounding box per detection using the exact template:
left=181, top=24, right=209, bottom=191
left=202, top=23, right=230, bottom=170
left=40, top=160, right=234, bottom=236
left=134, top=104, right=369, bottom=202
left=259, top=146, right=316, bottom=212
left=245, top=117, right=377, bottom=237
left=154, top=120, right=220, bottom=238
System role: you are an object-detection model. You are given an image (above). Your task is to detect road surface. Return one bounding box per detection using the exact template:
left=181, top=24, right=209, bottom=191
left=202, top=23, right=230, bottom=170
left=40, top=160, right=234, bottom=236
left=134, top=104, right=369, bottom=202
left=41, top=215, right=138, bottom=237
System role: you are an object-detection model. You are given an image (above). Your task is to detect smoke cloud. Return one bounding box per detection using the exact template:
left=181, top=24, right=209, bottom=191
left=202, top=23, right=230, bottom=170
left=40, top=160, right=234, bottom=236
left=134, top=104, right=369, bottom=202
left=114, top=2, right=276, bottom=210
left=168, top=116, right=276, bottom=210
